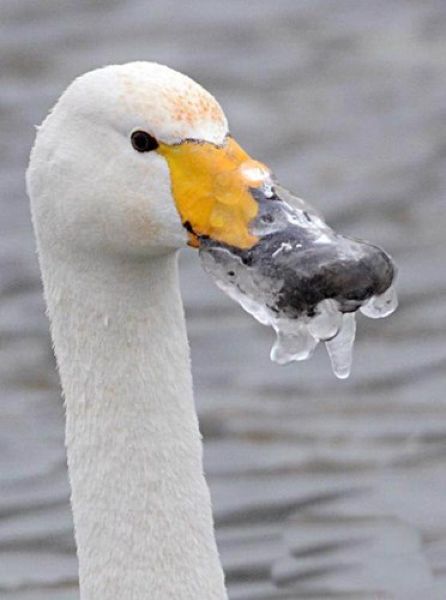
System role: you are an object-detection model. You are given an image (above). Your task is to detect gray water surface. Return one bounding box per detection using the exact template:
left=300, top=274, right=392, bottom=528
left=1, top=1, right=446, bottom=598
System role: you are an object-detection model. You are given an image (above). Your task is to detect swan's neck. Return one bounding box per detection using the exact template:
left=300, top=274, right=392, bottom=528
left=41, top=250, right=227, bottom=600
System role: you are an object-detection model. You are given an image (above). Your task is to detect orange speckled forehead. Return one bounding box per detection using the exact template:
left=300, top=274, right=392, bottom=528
left=119, top=62, right=228, bottom=145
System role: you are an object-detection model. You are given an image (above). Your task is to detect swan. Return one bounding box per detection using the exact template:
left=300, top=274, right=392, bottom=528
left=28, top=62, right=232, bottom=600
left=27, top=62, right=396, bottom=599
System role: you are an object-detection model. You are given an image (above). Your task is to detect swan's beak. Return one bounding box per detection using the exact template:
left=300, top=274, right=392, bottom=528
left=158, top=136, right=268, bottom=249
left=159, top=136, right=396, bottom=320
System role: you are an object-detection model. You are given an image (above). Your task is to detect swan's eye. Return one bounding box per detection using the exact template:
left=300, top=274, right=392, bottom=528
left=131, top=131, right=159, bottom=153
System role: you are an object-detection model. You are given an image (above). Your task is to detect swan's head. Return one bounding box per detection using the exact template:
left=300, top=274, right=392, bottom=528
left=27, top=62, right=269, bottom=258
left=28, top=61, right=396, bottom=346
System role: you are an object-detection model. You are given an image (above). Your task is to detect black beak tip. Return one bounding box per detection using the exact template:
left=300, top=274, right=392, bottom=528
left=335, top=239, right=396, bottom=306
left=260, top=234, right=396, bottom=317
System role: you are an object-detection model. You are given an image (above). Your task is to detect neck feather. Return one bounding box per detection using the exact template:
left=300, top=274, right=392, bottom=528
left=40, top=250, right=227, bottom=600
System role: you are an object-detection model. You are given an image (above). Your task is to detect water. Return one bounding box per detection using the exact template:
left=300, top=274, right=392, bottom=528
left=1, top=1, right=446, bottom=598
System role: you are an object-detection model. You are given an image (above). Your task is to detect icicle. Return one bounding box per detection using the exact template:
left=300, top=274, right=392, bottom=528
left=325, top=312, right=357, bottom=379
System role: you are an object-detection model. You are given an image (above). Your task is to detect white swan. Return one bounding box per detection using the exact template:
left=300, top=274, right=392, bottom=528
left=27, top=61, right=397, bottom=600
left=27, top=61, right=274, bottom=600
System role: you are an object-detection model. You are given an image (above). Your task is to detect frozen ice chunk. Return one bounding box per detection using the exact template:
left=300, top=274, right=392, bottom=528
left=198, top=182, right=397, bottom=379
left=271, top=320, right=318, bottom=364
left=325, top=312, right=357, bottom=379
left=360, top=284, right=398, bottom=319
left=307, top=299, right=342, bottom=341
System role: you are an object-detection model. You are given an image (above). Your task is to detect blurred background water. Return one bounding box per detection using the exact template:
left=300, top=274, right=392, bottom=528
left=1, top=1, right=446, bottom=598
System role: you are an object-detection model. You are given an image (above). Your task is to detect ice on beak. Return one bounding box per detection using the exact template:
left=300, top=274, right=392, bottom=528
left=199, top=182, right=398, bottom=379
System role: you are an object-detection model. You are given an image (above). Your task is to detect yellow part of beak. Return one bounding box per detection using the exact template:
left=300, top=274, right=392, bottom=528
left=157, top=137, right=270, bottom=249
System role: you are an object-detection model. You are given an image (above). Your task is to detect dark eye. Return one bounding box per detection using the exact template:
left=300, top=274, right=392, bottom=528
left=131, top=131, right=159, bottom=152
